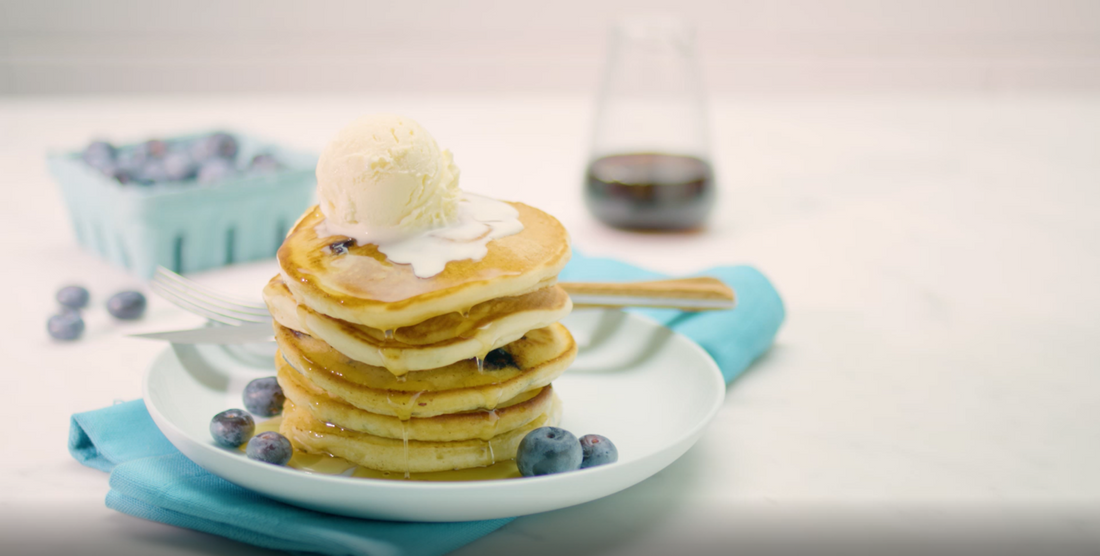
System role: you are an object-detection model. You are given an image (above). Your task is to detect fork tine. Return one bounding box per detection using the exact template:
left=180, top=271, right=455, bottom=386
left=150, top=276, right=272, bottom=324
left=149, top=281, right=253, bottom=326
left=153, top=267, right=270, bottom=313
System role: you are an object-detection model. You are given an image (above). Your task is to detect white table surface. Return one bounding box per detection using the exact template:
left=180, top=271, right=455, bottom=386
left=1, top=93, right=1098, bottom=555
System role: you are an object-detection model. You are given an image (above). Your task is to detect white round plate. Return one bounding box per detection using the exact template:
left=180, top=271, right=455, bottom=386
left=144, top=310, right=725, bottom=522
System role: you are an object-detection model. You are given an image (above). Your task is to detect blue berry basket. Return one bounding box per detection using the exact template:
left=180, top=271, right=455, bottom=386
left=47, top=131, right=317, bottom=278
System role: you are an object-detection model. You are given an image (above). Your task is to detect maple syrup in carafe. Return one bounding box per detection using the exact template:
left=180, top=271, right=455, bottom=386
left=585, top=153, right=714, bottom=230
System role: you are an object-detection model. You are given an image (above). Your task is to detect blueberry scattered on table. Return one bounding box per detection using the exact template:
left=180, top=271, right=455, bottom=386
left=56, top=285, right=90, bottom=309
left=246, top=431, right=292, bottom=465
left=243, top=377, right=285, bottom=417
left=106, top=291, right=147, bottom=320
left=516, top=426, right=583, bottom=477
left=47, top=311, right=85, bottom=341
left=579, top=434, right=618, bottom=469
left=210, top=409, right=255, bottom=448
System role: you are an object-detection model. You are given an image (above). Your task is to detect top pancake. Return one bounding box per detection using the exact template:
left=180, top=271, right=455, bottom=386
left=278, top=202, right=571, bottom=330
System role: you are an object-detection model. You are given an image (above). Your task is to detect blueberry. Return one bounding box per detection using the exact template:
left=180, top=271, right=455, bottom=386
left=82, top=140, right=116, bottom=170
left=248, top=153, right=282, bottom=174
left=210, top=409, right=255, bottom=448
left=516, top=426, right=582, bottom=477
left=115, top=147, right=147, bottom=173
left=243, top=377, right=285, bottom=417
left=162, top=150, right=198, bottom=181
left=133, top=159, right=172, bottom=184
left=106, top=291, right=146, bottom=320
left=483, top=348, right=516, bottom=371
left=141, top=139, right=169, bottom=159
left=56, top=285, right=90, bottom=309
left=327, top=238, right=355, bottom=255
left=245, top=431, right=292, bottom=465
left=197, top=158, right=236, bottom=183
left=47, top=312, right=84, bottom=341
left=191, top=132, right=239, bottom=161
left=100, top=163, right=133, bottom=184
left=579, top=434, right=618, bottom=469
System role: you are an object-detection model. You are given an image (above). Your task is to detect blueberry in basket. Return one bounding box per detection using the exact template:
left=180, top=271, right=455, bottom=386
left=78, top=133, right=279, bottom=186
left=516, top=426, right=583, bottom=477
left=191, top=131, right=239, bottom=161
left=141, top=139, right=170, bottom=159
left=246, top=431, right=293, bottom=465
left=81, top=140, right=116, bottom=171
left=243, top=377, right=285, bottom=417
left=248, top=153, right=283, bottom=174
left=162, top=150, right=198, bottom=181
left=197, top=157, right=237, bottom=184
left=210, top=409, right=255, bottom=448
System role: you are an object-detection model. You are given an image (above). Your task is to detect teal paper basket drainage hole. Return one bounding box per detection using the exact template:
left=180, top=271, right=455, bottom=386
left=47, top=131, right=318, bottom=278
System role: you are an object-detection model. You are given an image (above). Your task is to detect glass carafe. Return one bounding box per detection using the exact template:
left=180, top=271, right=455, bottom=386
left=585, top=17, right=714, bottom=230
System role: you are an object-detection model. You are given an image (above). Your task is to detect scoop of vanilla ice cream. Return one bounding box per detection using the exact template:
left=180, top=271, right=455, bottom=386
left=315, top=114, right=461, bottom=241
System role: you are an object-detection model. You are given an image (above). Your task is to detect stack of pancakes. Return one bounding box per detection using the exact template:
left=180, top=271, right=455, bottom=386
left=263, top=201, right=575, bottom=476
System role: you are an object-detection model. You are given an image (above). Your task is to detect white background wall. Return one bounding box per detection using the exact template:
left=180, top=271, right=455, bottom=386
left=2, top=0, right=1099, bottom=94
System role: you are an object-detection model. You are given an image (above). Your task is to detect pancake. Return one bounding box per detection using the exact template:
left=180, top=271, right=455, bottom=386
left=281, top=396, right=562, bottom=473
left=265, top=275, right=572, bottom=374
left=263, top=277, right=308, bottom=334
left=264, top=275, right=572, bottom=347
left=278, top=323, right=576, bottom=419
left=278, top=361, right=554, bottom=442
left=275, top=322, right=572, bottom=392
left=278, top=202, right=571, bottom=330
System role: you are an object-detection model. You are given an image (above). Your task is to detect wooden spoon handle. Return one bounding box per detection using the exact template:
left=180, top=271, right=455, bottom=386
left=560, top=277, right=735, bottom=311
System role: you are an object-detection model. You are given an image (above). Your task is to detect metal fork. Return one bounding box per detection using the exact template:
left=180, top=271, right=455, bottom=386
left=150, top=267, right=272, bottom=326
left=150, top=265, right=737, bottom=325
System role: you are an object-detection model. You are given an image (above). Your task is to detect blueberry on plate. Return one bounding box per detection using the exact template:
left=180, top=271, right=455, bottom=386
left=191, top=132, right=239, bottom=161
left=516, top=426, right=583, bottom=477
left=106, top=290, right=147, bottom=320
left=210, top=409, right=255, bottom=448
left=47, top=311, right=84, bottom=341
left=579, top=434, right=618, bottom=469
left=56, top=285, right=90, bottom=309
left=82, top=140, right=116, bottom=170
left=197, top=158, right=236, bottom=183
left=246, top=431, right=292, bottom=465
left=243, top=377, right=285, bottom=417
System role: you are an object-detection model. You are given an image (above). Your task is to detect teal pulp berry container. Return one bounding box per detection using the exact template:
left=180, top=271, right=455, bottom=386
left=47, top=132, right=317, bottom=278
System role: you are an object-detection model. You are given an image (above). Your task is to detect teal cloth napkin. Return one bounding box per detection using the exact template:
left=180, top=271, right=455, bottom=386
left=68, top=251, right=784, bottom=556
